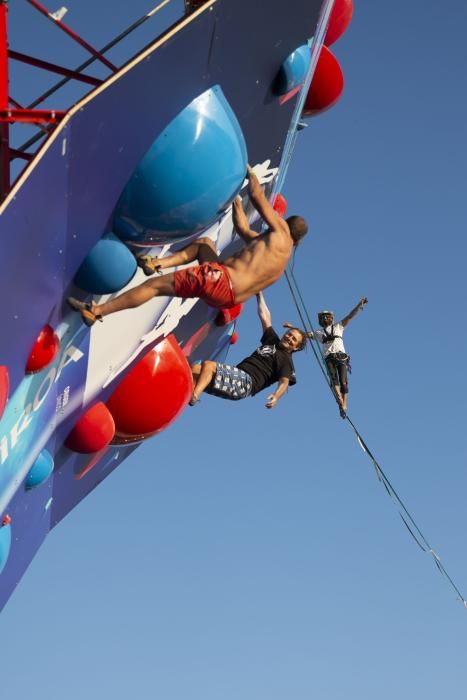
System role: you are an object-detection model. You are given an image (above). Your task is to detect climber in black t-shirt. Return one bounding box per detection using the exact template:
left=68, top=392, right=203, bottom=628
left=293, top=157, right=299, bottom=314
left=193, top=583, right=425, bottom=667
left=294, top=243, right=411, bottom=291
left=190, top=292, right=309, bottom=409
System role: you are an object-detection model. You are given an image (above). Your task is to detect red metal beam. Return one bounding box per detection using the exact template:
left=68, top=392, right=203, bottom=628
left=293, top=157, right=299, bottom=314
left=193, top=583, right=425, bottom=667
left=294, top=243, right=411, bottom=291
left=0, top=108, right=66, bottom=124
left=25, top=0, right=118, bottom=72
left=0, top=0, right=9, bottom=198
left=8, top=97, right=51, bottom=133
left=9, top=50, right=102, bottom=86
left=9, top=148, right=33, bottom=162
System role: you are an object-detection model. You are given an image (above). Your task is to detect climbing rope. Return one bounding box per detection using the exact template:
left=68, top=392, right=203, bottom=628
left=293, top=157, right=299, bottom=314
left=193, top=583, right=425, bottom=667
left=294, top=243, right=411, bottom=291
left=285, top=267, right=467, bottom=609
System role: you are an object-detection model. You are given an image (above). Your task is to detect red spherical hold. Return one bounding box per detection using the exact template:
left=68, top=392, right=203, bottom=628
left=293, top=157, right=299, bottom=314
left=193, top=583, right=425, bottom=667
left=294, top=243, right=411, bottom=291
left=2, top=514, right=11, bottom=526
left=106, top=335, right=193, bottom=443
left=230, top=331, right=239, bottom=345
left=65, top=402, right=115, bottom=454
left=302, top=46, right=344, bottom=117
left=324, top=0, right=353, bottom=46
left=215, top=303, right=243, bottom=327
left=0, top=366, right=8, bottom=420
left=26, top=325, right=60, bottom=374
left=273, top=193, right=288, bottom=218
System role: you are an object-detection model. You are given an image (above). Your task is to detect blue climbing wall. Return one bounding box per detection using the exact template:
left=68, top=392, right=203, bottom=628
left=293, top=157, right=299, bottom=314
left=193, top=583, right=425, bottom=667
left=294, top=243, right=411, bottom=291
left=0, top=0, right=328, bottom=611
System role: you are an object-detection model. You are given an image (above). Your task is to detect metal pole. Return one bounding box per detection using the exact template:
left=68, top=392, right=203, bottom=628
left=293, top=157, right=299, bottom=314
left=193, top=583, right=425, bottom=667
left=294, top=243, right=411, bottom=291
left=25, top=0, right=117, bottom=72
left=9, top=50, right=101, bottom=86
left=16, top=0, right=175, bottom=157
left=26, top=0, right=173, bottom=110
left=16, top=0, right=174, bottom=157
left=0, top=0, right=9, bottom=198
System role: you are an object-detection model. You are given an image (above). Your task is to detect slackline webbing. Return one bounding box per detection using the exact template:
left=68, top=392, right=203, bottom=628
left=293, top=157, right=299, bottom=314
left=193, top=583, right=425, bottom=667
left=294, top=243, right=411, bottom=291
left=285, top=267, right=467, bottom=608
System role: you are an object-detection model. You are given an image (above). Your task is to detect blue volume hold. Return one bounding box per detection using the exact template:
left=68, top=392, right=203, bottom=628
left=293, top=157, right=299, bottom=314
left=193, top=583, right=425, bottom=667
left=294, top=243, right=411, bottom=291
left=0, top=521, right=11, bottom=575
left=74, top=232, right=137, bottom=294
left=25, top=449, right=54, bottom=490
left=114, top=85, right=248, bottom=245
left=274, top=44, right=311, bottom=96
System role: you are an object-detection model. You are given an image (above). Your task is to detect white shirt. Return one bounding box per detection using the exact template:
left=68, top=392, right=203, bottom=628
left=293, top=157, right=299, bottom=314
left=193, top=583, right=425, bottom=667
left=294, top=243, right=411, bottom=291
left=314, top=322, right=346, bottom=357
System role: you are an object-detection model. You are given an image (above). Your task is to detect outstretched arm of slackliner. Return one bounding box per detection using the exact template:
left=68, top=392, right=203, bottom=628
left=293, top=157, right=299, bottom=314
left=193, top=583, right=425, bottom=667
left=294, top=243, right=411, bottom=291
left=341, top=297, right=368, bottom=328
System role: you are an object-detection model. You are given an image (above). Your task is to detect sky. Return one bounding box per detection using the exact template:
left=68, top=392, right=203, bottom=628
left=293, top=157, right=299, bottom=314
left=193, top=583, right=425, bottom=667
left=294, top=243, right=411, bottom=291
left=2, top=1, right=467, bottom=698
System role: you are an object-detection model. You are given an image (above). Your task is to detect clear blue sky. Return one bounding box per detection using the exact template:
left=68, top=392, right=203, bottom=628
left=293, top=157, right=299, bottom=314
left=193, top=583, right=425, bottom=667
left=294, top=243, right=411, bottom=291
left=3, top=1, right=467, bottom=698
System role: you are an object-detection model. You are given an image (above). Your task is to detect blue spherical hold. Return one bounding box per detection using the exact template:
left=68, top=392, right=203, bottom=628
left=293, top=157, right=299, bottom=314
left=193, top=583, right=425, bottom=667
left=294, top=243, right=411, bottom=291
left=114, top=85, right=248, bottom=245
left=75, top=233, right=137, bottom=294
left=25, top=449, right=54, bottom=490
left=0, top=521, right=11, bottom=574
left=274, top=44, right=311, bottom=96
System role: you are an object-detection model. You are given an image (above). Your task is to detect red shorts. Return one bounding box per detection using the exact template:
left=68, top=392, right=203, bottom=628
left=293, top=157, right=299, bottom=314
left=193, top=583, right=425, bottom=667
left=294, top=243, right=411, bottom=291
left=173, top=262, right=236, bottom=309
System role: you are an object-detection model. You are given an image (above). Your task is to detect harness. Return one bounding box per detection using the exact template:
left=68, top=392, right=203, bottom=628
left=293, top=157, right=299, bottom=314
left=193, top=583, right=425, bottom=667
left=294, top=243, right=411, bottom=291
left=322, top=325, right=352, bottom=373
left=322, top=324, right=341, bottom=343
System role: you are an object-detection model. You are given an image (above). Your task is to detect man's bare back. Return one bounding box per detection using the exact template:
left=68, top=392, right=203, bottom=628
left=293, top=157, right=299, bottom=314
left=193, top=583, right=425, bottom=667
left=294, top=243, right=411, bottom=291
left=67, top=166, right=308, bottom=326
left=223, top=224, right=293, bottom=303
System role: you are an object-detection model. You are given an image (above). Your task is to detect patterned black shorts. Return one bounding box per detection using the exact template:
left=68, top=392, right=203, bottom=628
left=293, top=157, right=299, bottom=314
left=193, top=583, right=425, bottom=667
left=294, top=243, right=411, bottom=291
left=206, top=363, right=253, bottom=401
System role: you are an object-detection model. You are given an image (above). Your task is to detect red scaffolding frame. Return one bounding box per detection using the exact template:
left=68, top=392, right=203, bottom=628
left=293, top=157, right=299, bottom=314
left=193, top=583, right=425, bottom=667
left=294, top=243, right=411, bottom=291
left=0, top=0, right=196, bottom=202
left=0, top=0, right=120, bottom=201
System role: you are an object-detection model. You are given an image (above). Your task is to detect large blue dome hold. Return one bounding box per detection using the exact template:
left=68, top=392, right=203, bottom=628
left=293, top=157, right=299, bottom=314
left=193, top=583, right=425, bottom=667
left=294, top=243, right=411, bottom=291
left=114, top=85, right=248, bottom=245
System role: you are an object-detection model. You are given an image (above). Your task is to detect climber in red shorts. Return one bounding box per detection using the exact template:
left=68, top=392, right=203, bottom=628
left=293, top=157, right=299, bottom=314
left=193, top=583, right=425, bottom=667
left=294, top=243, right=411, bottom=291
left=67, top=166, right=308, bottom=326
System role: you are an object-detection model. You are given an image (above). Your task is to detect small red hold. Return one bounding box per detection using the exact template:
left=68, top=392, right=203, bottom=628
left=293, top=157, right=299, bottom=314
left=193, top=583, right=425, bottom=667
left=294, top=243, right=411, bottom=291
left=65, top=402, right=115, bottom=454
left=273, top=194, right=288, bottom=218
left=230, top=331, right=239, bottom=345
left=2, top=514, right=11, bottom=526
left=26, top=325, right=60, bottom=374
left=0, top=366, right=8, bottom=420
left=324, top=0, right=354, bottom=47
left=302, top=46, right=344, bottom=118
left=215, top=303, right=243, bottom=327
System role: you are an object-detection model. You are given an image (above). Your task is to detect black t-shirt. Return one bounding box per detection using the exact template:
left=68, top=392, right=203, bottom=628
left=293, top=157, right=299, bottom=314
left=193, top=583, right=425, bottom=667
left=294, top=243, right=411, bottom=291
left=237, top=327, right=297, bottom=396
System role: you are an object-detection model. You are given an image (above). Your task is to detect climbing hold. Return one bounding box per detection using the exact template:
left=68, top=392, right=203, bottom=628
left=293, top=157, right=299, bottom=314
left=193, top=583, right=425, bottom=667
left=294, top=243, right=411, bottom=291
left=0, top=366, right=8, bottom=420
left=273, top=193, right=288, bottom=218
left=0, top=515, right=11, bottom=575
left=25, top=450, right=54, bottom=489
left=302, top=46, right=344, bottom=117
left=230, top=331, right=239, bottom=345
left=114, top=85, right=248, bottom=245
left=25, top=325, right=60, bottom=374
left=324, top=0, right=353, bottom=46
left=65, top=402, right=115, bottom=454
left=74, top=233, right=137, bottom=294
left=215, top=303, right=243, bottom=327
left=274, top=44, right=311, bottom=97
left=106, top=335, right=192, bottom=443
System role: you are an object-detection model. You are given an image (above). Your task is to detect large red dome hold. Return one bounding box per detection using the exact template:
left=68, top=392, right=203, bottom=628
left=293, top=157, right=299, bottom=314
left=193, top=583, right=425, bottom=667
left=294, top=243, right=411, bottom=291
left=324, top=0, right=353, bottom=47
left=302, top=46, right=344, bottom=117
left=106, top=335, right=193, bottom=443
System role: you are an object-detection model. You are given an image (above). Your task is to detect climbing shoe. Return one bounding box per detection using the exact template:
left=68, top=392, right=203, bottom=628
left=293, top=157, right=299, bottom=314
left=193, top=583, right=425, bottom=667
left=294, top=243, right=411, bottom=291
left=67, top=297, right=103, bottom=328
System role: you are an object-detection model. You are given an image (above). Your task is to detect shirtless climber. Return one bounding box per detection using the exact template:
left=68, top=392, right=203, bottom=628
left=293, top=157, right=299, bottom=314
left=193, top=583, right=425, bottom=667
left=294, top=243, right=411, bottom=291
left=67, top=166, right=308, bottom=326
left=306, top=298, right=368, bottom=418
left=190, top=292, right=309, bottom=408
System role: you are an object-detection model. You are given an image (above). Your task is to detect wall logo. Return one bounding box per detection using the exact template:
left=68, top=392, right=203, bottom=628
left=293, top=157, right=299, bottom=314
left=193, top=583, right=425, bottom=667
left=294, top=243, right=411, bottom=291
left=0, top=343, right=84, bottom=467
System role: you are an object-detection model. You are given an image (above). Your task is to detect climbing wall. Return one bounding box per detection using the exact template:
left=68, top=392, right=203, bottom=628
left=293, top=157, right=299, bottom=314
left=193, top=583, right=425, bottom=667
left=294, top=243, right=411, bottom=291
left=0, top=0, right=332, bottom=610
